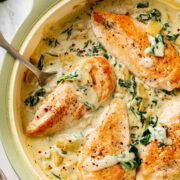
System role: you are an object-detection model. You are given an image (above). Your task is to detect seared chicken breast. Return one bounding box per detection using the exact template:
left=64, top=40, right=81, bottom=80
left=92, top=11, right=180, bottom=91
left=77, top=98, right=136, bottom=180
left=26, top=56, right=116, bottom=136
left=136, top=99, right=180, bottom=180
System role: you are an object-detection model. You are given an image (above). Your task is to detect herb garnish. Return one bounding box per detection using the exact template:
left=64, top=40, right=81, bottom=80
left=136, top=2, right=149, bottom=8
left=118, top=79, right=131, bottom=88
left=166, top=33, right=179, bottom=42
left=83, top=40, right=92, bottom=49
left=61, top=25, right=73, bottom=40
left=84, top=102, right=95, bottom=110
left=119, top=145, right=142, bottom=170
left=163, top=23, right=169, bottom=31
left=140, top=128, right=151, bottom=145
left=43, top=38, right=60, bottom=47
left=118, top=76, right=137, bottom=98
left=136, top=111, right=146, bottom=126
left=51, top=172, right=61, bottom=179
left=57, top=71, right=78, bottom=83
left=149, top=115, right=158, bottom=127
left=140, top=116, right=158, bottom=145
left=80, top=86, right=87, bottom=94
left=24, top=88, right=46, bottom=106
left=61, top=149, right=67, bottom=154
left=155, top=33, right=167, bottom=48
left=37, top=54, right=44, bottom=70
left=46, top=52, right=59, bottom=57
left=140, top=116, right=171, bottom=146
left=137, top=9, right=161, bottom=22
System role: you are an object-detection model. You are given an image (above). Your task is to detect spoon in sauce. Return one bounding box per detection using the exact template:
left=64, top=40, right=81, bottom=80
left=0, top=32, right=57, bottom=86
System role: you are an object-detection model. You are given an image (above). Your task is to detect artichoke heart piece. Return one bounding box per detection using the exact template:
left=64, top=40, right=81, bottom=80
left=119, top=67, right=131, bottom=81
left=139, top=98, right=148, bottom=112
left=54, top=151, right=63, bottom=167
left=146, top=21, right=163, bottom=37
left=56, top=136, right=83, bottom=152
left=137, top=82, right=148, bottom=99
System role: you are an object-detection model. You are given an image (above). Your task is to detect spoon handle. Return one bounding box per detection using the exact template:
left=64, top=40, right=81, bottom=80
left=0, top=32, right=40, bottom=77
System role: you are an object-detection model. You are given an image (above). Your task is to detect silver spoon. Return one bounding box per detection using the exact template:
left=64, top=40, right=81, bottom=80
left=0, top=32, right=57, bottom=86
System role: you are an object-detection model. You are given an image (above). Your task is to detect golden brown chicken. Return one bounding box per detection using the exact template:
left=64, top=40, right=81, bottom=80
left=91, top=11, right=180, bottom=91
left=77, top=98, right=136, bottom=180
left=26, top=56, right=116, bottom=136
left=136, top=99, right=180, bottom=180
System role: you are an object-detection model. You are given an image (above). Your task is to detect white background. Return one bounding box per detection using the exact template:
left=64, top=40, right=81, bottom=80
left=0, top=0, right=32, bottom=179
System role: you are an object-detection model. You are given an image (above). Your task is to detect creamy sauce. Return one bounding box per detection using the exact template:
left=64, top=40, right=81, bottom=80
left=139, top=56, right=154, bottom=68
left=83, top=151, right=135, bottom=171
left=149, top=126, right=172, bottom=145
left=20, top=0, right=180, bottom=179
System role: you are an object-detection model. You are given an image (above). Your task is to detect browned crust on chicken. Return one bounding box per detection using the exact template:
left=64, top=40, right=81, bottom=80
left=26, top=57, right=115, bottom=136
left=77, top=99, right=136, bottom=180
left=92, top=11, right=180, bottom=91
left=136, top=99, right=180, bottom=180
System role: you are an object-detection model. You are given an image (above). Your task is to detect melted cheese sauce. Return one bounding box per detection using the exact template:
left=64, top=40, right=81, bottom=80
left=21, top=0, right=180, bottom=179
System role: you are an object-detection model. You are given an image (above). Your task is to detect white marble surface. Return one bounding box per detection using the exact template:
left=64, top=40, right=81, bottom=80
left=0, top=0, right=33, bottom=179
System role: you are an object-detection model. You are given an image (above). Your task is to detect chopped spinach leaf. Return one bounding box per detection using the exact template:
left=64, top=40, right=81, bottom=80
left=84, top=102, right=95, bottom=110
left=94, top=42, right=107, bottom=52
left=61, top=149, right=67, bottom=154
left=118, top=64, right=122, bottom=68
left=113, top=59, right=117, bottom=67
left=83, top=40, right=92, bottom=49
left=152, top=99, right=157, bottom=106
left=37, top=54, right=44, bottom=70
left=163, top=23, right=169, bottom=31
left=51, top=172, right=61, bottom=179
left=166, top=33, right=179, bottom=42
left=24, top=88, right=45, bottom=106
left=162, top=89, right=175, bottom=96
left=137, top=14, right=151, bottom=21
left=140, top=128, right=151, bottom=145
left=43, top=38, right=60, bottom=47
left=149, top=115, right=158, bottom=127
left=87, top=49, right=93, bottom=56
left=130, top=134, right=136, bottom=138
left=118, top=79, right=131, bottom=88
left=135, top=97, right=143, bottom=111
left=155, top=33, right=167, bottom=48
left=130, top=76, right=137, bottom=98
left=150, top=99, right=158, bottom=108
left=103, top=53, right=109, bottom=60
left=137, top=2, right=149, bottom=8
left=137, top=9, right=161, bottom=22
left=46, top=52, right=59, bottom=57
left=80, top=86, right=87, bottom=94
left=54, top=39, right=60, bottom=47
left=129, top=105, right=138, bottom=118
left=61, top=25, right=73, bottom=40
left=120, top=144, right=141, bottom=170
left=57, top=71, right=78, bottom=83
left=136, top=111, right=146, bottom=126
left=130, top=126, right=139, bottom=129
left=158, top=142, right=165, bottom=148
